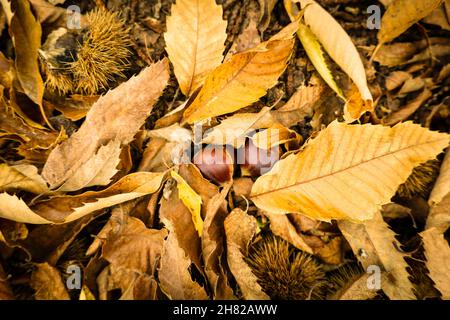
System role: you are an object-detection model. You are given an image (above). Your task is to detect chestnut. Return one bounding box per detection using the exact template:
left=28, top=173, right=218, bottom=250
left=193, top=146, right=234, bottom=184
left=239, top=139, right=281, bottom=177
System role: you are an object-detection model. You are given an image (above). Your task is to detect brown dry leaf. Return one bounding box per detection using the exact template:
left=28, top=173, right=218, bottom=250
left=99, top=217, right=167, bottom=300
left=378, top=0, right=443, bottom=45
left=57, top=139, right=122, bottom=192
left=164, top=0, right=227, bottom=96
left=202, top=107, right=275, bottom=148
left=28, top=0, right=67, bottom=26
left=343, top=84, right=375, bottom=123
left=251, top=121, right=449, bottom=222
left=181, top=22, right=297, bottom=124
left=0, top=107, right=65, bottom=162
left=421, top=227, right=450, bottom=299
left=272, top=82, right=323, bottom=127
left=262, top=211, right=313, bottom=254
left=383, top=89, right=432, bottom=126
left=225, top=19, right=261, bottom=59
left=224, top=208, right=269, bottom=300
left=202, top=182, right=235, bottom=299
left=31, top=263, right=70, bottom=300
left=158, top=223, right=208, bottom=300
left=329, top=273, right=380, bottom=300
left=170, top=171, right=203, bottom=237
left=426, top=192, right=450, bottom=233
left=385, top=71, right=413, bottom=91
left=0, top=262, right=14, bottom=300
left=290, top=0, right=373, bottom=104
left=429, top=148, right=450, bottom=206
left=42, top=59, right=170, bottom=189
left=423, top=3, right=450, bottom=30
left=338, top=211, right=415, bottom=300
left=10, top=0, right=49, bottom=126
left=257, top=0, right=277, bottom=32
left=251, top=125, right=300, bottom=149
left=0, top=163, right=48, bottom=194
left=374, top=42, right=419, bottom=67
left=0, top=171, right=165, bottom=224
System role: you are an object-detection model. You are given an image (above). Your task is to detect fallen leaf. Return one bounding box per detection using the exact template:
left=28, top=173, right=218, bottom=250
left=423, top=3, right=450, bottom=30
left=272, top=82, right=323, bottom=127
left=338, top=211, right=415, bottom=300
left=426, top=192, right=450, bottom=233
left=0, top=171, right=166, bottom=224
left=202, top=107, right=275, bottom=148
left=385, top=71, right=413, bottom=91
left=57, top=139, right=122, bottom=192
left=99, top=217, right=167, bottom=300
left=31, top=262, right=70, bottom=300
left=42, top=59, right=170, bottom=189
left=10, top=0, right=49, bottom=126
left=257, top=0, right=277, bottom=32
left=284, top=2, right=343, bottom=100
left=429, top=147, right=450, bottom=206
left=421, top=227, right=450, bottom=299
left=377, top=0, right=443, bottom=45
left=224, top=208, right=269, bottom=300
left=165, top=0, right=227, bottom=96
left=182, top=22, right=297, bottom=124
left=287, top=0, right=373, bottom=103
left=170, top=171, right=203, bottom=237
left=251, top=121, right=449, bottom=222
left=263, top=211, right=313, bottom=254
left=202, top=182, right=235, bottom=299
left=329, top=272, right=380, bottom=300
left=158, top=222, right=208, bottom=300
left=383, top=89, right=432, bottom=126
left=0, top=262, right=14, bottom=300
left=343, top=84, right=375, bottom=123
left=225, top=19, right=261, bottom=59
left=0, top=163, right=48, bottom=194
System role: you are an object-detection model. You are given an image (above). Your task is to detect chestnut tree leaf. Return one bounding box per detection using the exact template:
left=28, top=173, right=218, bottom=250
left=182, top=22, right=297, bottom=124
left=0, top=172, right=165, bottom=224
left=164, top=0, right=227, bottom=96
left=42, top=59, right=170, bottom=189
left=338, top=211, right=415, bottom=300
left=251, top=121, right=449, bottom=222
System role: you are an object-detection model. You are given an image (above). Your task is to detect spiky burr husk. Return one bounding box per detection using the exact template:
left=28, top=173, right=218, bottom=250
left=396, top=160, right=440, bottom=199
left=40, top=7, right=132, bottom=96
left=245, top=235, right=327, bottom=300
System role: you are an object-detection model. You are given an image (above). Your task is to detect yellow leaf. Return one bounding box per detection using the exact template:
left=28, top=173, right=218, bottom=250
left=339, top=211, right=415, bottom=300
left=378, top=0, right=443, bottom=45
left=429, top=148, right=450, bottom=206
left=284, top=1, right=343, bottom=100
left=202, top=107, right=275, bottom=148
left=250, top=121, right=449, bottom=222
left=182, top=22, right=297, bottom=124
left=171, top=170, right=203, bottom=237
left=343, top=84, right=375, bottom=123
left=285, top=0, right=373, bottom=103
left=0, top=163, right=48, bottom=194
left=421, top=227, right=450, bottom=299
left=0, top=171, right=166, bottom=224
left=164, top=0, right=227, bottom=96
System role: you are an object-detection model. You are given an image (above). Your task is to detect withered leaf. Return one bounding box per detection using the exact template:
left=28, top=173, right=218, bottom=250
left=42, top=59, right=170, bottom=189
left=224, top=208, right=269, bottom=300
left=429, top=148, right=450, bottom=206
left=182, top=22, right=297, bottom=124
left=251, top=121, right=449, bottom=222
left=31, top=262, right=70, bottom=300
left=165, top=0, right=227, bottom=96
left=383, top=89, right=432, bottom=126
left=338, top=211, right=415, bottom=300
left=0, top=171, right=165, bottom=224
left=421, top=227, right=450, bottom=299
left=0, top=262, right=14, bottom=300
left=0, top=163, right=48, bottom=194
left=378, top=0, right=443, bottom=45
left=158, top=225, right=208, bottom=300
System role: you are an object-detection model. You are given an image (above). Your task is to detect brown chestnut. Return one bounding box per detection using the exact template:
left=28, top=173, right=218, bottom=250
left=239, top=139, right=281, bottom=177
left=193, top=146, right=234, bottom=184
